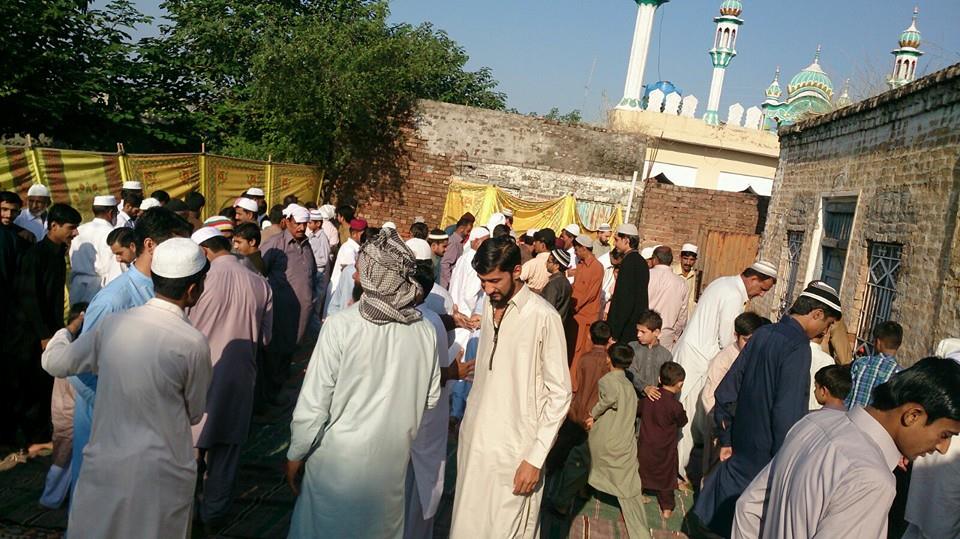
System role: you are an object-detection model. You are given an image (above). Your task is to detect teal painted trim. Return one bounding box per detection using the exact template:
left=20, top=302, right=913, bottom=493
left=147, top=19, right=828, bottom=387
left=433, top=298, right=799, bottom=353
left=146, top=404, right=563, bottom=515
left=891, top=50, right=923, bottom=58
left=617, top=97, right=644, bottom=110
left=635, top=0, right=669, bottom=6
left=713, top=15, right=744, bottom=25
left=703, top=110, right=720, bottom=125
left=709, top=49, right=736, bottom=68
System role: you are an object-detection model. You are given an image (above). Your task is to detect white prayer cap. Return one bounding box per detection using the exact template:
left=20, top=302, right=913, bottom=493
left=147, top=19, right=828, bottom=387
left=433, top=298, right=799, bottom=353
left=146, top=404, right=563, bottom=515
left=640, top=246, right=656, bottom=259
left=405, top=238, right=433, bottom=261
left=468, top=226, right=490, bottom=242
left=681, top=243, right=699, bottom=255
left=309, top=209, right=324, bottom=221
left=282, top=203, right=304, bottom=217
left=288, top=205, right=310, bottom=223
left=414, top=216, right=426, bottom=224
left=27, top=184, right=51, bottom=197
left=574, top=234, right=594, bottom=249
left=151, top=237, right=207, bottom=279
left=597, top=223, right=612, bottom=232
left=749, top=260, right=779, bottom=280
left=245, top=187, right=265, bottom=197
left=427, top=231, right=449, bottom=241
left=234, top=197, right=258, bottom=213
left=261, top=220, right=272, bottom=230
left=525, top=228, right=539, bottom=237
left=502, top=208, right=514, bottom=218
left=318, top=206, right=335, bottom=220
left=191, top=226, right=223, bottom=246
left=122, top=181, right=142, bottom=190
left=935, top=338, right=960, bottom=359
left=563, top=223, right=581, bottom=236
left=617, top=223, right=639, bottom=236
left=93, top=195, right=117, bottom=207
left=140, top=197, right=161, bottom=211
left=382, top=221, right=397, bottom=230
left=486, top=212, right=506, bottom=230
left=799, top=281, right=841, bottom=312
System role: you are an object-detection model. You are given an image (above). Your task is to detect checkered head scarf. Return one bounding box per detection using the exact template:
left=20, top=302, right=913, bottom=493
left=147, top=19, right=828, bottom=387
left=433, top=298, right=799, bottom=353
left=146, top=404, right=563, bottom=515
left=357, top=227, right=423, bottom=325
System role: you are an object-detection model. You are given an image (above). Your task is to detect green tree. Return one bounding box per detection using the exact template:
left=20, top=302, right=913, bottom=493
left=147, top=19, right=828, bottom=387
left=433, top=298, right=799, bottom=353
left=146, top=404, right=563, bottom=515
left=542, top=107, right=583, bottom=125
left=0, top=0, right=192, bottom=149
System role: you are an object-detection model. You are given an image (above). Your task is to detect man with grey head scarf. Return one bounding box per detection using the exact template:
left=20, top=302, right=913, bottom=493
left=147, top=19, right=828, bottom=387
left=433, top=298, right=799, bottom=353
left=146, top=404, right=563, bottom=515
left=286, top=228, right=441, bottom=539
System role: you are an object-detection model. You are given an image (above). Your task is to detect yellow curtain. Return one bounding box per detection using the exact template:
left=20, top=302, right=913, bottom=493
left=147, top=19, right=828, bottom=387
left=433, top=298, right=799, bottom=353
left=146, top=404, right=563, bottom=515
left=441, top=179, right=623, bottom=236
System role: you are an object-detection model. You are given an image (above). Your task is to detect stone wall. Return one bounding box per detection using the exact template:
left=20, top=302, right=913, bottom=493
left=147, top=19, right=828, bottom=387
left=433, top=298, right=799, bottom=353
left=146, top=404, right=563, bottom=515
left=636, top=179, right=760, bottom=253
left=352, top=100, right=650, bottom=232
left=755, top=63, right=960, bottom=364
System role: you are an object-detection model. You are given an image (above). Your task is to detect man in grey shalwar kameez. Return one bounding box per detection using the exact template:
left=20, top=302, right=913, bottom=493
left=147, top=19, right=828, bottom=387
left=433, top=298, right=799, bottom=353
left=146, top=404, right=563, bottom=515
left=189, top=227, right=273, bottom=527
left=285, top=228, right=441, bottom=539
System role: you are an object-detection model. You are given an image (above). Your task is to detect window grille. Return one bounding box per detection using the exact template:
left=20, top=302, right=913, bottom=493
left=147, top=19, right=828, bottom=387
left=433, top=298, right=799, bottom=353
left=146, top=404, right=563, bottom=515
left=779, top=230, right=804, bottom=317
left=856, top=242, right=902, bottom=354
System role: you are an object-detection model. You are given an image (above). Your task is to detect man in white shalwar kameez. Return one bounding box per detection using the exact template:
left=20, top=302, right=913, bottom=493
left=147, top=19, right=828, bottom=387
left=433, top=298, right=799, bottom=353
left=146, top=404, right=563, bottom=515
left=450, top=236, right=572, bottom=538
left=40, top=238, right=212, bottom=539
left=286, top=228, right=441, bottom=539
left=448, top=226, right=489, bottom=317
left=673, top=261, right=777, bottom=479
left=68, top=195, right=124, bottom=303
left=404, top=237, right=460, bottom=539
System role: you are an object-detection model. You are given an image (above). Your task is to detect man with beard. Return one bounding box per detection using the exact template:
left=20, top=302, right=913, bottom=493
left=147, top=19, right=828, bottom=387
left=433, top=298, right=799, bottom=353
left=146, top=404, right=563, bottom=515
left=450, top=236, right=571, bottom=538
left=673, top=243, right=700, bottom=317
left=259, top=205, right=316, bottom=405
left=14, top=183, right=51, bottom=241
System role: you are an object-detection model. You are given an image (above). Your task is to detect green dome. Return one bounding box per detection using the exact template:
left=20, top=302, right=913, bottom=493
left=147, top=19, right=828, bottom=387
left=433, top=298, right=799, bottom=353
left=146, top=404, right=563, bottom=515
left=899, top=27, right=921, bottom=48
left=788, top=48, right=834, bottom=101
left=765, top=67, right=782, bottom=99
left=719, top=0, right=742, bottom=17
left=899, top=8, right=921, bottom=48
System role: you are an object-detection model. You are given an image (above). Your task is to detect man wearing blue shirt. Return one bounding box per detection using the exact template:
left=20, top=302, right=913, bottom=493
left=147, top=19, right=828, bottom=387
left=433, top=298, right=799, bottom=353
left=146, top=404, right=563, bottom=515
left=68, top=208, right=192, bottom=492
left=845, top=321, right=903, bottom=409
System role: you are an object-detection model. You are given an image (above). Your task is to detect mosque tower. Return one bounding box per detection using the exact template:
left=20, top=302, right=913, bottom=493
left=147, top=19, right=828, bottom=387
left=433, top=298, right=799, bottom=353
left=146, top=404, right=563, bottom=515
left=889, top=7, right=923, bottom=89
left=703, top=0, right=744, bottom=125
left=617, top=0, right=670, bottom=110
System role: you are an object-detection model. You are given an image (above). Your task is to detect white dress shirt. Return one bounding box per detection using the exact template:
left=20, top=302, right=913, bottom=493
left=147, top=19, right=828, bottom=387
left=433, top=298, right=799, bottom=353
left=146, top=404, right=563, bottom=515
left=14, top=208, right=46, bottom=241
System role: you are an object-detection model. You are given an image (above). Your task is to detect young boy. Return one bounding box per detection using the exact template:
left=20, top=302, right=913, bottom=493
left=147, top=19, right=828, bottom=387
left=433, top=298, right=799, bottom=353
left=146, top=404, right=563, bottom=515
left=627, top=310, right=673, bottom=400
left=699, top=312, right=770, bottom=476
left=814, top=364, right=852, bottom=411
left=585, top=344, right=650, bottom=538
left=545, top=321, right=613, bottom=514
left=637, top=361, right=688, bottom=521
left=845, top=320, right=903, bottom=409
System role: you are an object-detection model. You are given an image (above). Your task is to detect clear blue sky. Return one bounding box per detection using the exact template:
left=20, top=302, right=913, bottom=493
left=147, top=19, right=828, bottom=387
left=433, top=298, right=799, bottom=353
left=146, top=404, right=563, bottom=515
left=124, top=0, right=960, bottom=122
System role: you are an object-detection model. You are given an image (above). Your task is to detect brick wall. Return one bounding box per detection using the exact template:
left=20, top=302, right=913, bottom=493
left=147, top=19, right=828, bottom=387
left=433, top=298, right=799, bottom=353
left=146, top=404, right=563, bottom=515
left=636, top=179, right=760, bottom=253
left=754, top=63, right=960, bottom=364
left=348, top=100, right=650, bottom=232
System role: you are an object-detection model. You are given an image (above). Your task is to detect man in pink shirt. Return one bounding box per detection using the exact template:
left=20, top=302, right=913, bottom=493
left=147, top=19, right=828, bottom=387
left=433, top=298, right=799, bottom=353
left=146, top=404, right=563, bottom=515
left=647, top=246, right=689, bottom=351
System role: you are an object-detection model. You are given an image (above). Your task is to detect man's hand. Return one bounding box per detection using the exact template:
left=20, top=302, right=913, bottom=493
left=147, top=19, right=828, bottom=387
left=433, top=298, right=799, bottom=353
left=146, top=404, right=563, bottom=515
left=285, top=460, right=304, bottom=496
left=457, top=359, right=476, bottom=381
left=467, top=314, right=481, bottom=330
left=719, top=446, right=733, bottom=462
left=584, top=417, right=594, bottom=431
left=512, top=460, right=541, bottom=496
left=66, top=312, right=85, bottom=337
left=40, top=338, right=51, bottom=350
left=644, top=385, right=661, bottom=401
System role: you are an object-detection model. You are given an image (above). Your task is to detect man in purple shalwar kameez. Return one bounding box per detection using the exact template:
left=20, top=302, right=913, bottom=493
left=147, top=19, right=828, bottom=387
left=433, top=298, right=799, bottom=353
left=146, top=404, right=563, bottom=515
left=189, top=227, right=273, bottom=528
left=259, top=205, right=315, bottom=405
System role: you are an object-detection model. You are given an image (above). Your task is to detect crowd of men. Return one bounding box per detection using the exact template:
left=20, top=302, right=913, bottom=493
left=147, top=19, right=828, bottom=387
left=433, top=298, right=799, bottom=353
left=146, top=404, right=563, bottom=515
left=1, top=183, right=959, bottom=539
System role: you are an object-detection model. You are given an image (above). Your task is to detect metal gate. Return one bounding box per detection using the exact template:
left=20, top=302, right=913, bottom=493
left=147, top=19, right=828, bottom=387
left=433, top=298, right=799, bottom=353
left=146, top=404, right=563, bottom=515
left=856, top=242, right=903, bottom=353
left=700, top=230, right=761, bottom=298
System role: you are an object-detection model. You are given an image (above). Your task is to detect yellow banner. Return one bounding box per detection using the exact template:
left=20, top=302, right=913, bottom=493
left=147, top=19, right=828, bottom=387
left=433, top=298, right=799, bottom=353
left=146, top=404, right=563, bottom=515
left=271, top=162, right=324, bottom=208
left=126, top=153, right=201, bottom=203
left=441, top=180, right=623, bottom=236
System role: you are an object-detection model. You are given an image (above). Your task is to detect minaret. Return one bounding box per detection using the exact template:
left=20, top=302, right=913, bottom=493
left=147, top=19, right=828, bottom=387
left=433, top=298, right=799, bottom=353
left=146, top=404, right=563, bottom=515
left=703, top=0, right=744, bottom=125
left=763, top=66, right=782, bottom=105
left=889, top=6, right=923, bottom=89
left=836, top=79, right=852, bottom=108
left=617, top=0, right=670, bottom=110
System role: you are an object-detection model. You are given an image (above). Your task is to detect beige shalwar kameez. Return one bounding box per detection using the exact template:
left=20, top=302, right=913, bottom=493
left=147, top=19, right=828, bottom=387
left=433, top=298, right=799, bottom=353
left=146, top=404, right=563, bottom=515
left=450, top=284, right=571, bottom=538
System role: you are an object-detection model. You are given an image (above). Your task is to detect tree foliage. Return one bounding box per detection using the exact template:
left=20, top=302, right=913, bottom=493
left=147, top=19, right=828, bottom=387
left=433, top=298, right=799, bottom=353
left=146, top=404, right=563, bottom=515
left=2, top=0, right=506, bottom=194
